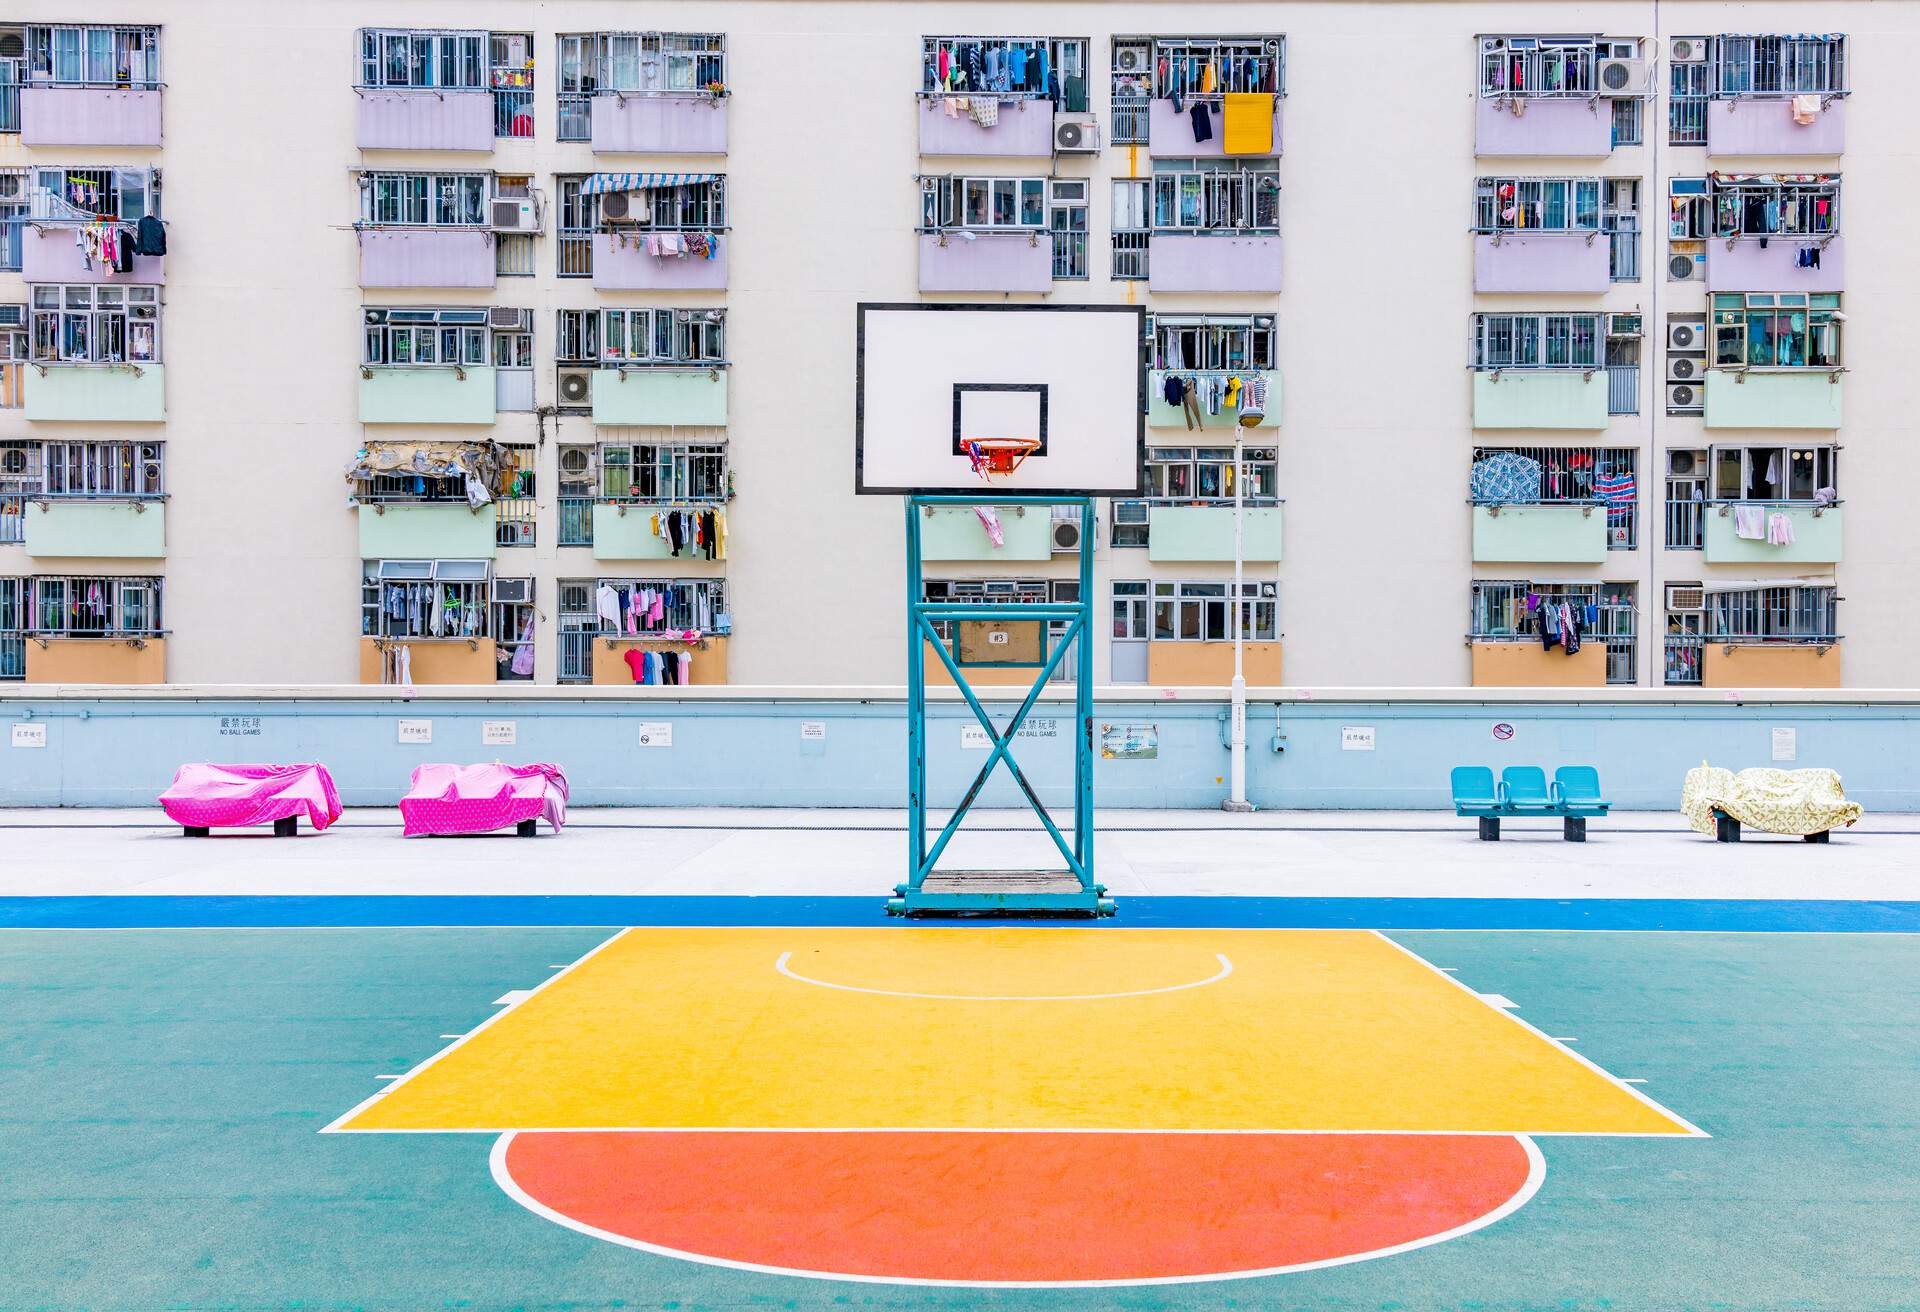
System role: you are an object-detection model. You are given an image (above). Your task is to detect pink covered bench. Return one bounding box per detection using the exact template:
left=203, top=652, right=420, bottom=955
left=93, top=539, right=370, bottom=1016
left=159, top=764, right=342, bottom=837
left=399, top=763, right=568, bottom=838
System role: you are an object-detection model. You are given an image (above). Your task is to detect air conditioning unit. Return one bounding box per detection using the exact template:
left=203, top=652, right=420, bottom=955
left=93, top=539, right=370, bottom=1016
left=363, top=308, right=389, bottom=325
left=1608, top=313, right=1643, bottom=338
left=0, top=305, right=24, bottom=328
left=1116, top=46, right=1144, bottom=72
left=1670, top=38, right=1707, bottom=63
left=140, top=443, right=162, bottom=486
left=1668, top=355, right=1702, bottom=383
left=492, top=577, right=533, bottom=604
left=0, top=32, right=22, bottom=59
left=491, top=198, right=538, bottom=233
left=1053, top=113, right=1100, bottom=153
left=1667, top=381, right=1703, bottom=412
left=1668, top=251, right=1704, bottom=282
left=1051, top=517, right=1083, bottom=554
left=1668, top=449, right=1703, bottom=476
left=1666, top=584, right=1706, bottom=612
left=557, top=367, right=594, bottom=408
left=1597, top=58, right=1646, bottom=93
left=1668, top=318, right=1703, bottom=351
left=600, top=190, right=633, bottom=221
left=558, top=448, right=592, bottom=478
left=488, top=306, right=531, bottom=331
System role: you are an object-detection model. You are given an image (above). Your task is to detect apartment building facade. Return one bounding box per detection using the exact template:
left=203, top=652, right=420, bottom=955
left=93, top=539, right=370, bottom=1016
left=0, top=1, right=1910, bottom=690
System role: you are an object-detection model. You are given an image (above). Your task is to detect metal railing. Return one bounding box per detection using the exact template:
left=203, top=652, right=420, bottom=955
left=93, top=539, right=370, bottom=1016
left=1664, top=635, right=1704, bottom=685
left=1666, top=493, right=1706, bottom=549
left=1051, top=229, right=1086, bottom=279
left=495, top=497, right=535, bottom=547
left=557, top=227, right=593, bottom=277
left=1112, top=230, right=1148, bottom=280
left=1607, top=364, right=1639, bottom=414
left=494, top=89, right=533, bottom=138
left=1111, top=95, right=1149, bottom=144
left=0, top=636, right=21, bottom=680
left=1670, top=95, right=1707, bottom=145
left=0, top=86, right=17, bottom=136
left=0, top=495, right=23, bottom=543
left=1608, top=227, right=1639, bottom=281
left=559, top=497, right=594, bottom=546
left=495, top=234, right=535, bottom=277
left=558, top=627, right=593, bottom=683
left=557, top=93, right=591, bottom=141
left=1610, top=97, right=1642, bottom=146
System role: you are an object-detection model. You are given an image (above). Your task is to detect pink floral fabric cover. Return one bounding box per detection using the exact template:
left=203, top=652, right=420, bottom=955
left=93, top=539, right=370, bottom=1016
left=158, top=764, right=343, bottom=832
left=399, top=763, right=569, bottom=837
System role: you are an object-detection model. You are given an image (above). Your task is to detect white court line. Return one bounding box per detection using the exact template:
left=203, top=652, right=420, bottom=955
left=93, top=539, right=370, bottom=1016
left=1623, top=1078, right=1649, bottom=1084
left=493, top=990, right=533, bottom=1005
left=1479, top=993, right=1519, bottom=1009
left=774, top=950, right=1233, bottom=1001
left=487, top=1130, right=1548, bottom=1289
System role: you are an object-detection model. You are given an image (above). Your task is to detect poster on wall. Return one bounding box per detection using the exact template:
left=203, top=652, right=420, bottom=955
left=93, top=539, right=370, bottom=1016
left=1341, top=726, right=1376, bottom=752
left=1771, top=727, right=1797, bottom=762
left=1099, top=724, right=1159, bottom=760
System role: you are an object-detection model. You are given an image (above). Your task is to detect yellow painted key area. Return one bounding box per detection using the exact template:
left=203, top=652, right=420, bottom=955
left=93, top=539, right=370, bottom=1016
left=342, top=928, right=1693, bottom=1136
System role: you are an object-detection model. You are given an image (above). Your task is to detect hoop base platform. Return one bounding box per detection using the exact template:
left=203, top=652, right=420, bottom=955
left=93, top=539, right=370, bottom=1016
left=888, top=871, right=1115, bottom=918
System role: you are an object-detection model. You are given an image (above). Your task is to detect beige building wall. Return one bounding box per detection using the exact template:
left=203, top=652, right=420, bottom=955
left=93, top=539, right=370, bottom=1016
left=1, top=1, right=1914, bottom=687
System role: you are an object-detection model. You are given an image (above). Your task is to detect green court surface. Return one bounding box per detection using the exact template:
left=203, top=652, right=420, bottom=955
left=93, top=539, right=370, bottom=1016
left=3, top=924, right=1918, bottom=1311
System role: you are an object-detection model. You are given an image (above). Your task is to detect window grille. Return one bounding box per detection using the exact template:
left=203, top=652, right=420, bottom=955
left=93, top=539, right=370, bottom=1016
left=1470, top=580, right=1638, bottom=684
left=1707, top=585, right=1837, bottom=642
left=1151, top=580, right=1278, bottom=643
left=30, top=284, right=159, bottom=364
left=1151, top=159, right=1279, bottom=232
left=1144, top=446, right=1278, bottom=503
left=600, top=444, right=727, bottom=503
left=1710, top=293, right=1842, bottom=369
left=1472, top=313, right=1602, bottom=369
left=362, top=559, right=493, bottom=640
left=922, top=579, right=1081, bottom=683
left=28, top=574, right=162, bottom=637
left=27, top=25, right=160, bottom=89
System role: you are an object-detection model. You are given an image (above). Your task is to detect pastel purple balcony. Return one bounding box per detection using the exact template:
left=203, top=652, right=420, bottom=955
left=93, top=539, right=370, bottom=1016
left=1473, top=232, right=1609, bottom=293
left=1147, top=234, right=1282, bottom=293
left=21, top=225, right=165, bottom=285
left=917, top=96, right=1054, bottom=156
left=20, top=86, right=163, bottom=148
left=917, top=232, right=1052, bottom=293
left=592, top=95, right=729, bottom=153
left=592, top=233, right=728, bottom=290
left=1707, top=98, right=1845, bottom=156
left=1474, top=97, right=1612, bottom=157
left=355, top=89, right=495, bottom=151
left=1706, top=237, right=1845, bottom=293
left=357, top=230, right=497, bottom=289
left=1147, top=98, right=1283, bottom=157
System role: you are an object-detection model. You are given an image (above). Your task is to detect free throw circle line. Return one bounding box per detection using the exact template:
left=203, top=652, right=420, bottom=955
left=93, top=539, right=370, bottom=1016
left=773, top=951, right=1233, bottom=1001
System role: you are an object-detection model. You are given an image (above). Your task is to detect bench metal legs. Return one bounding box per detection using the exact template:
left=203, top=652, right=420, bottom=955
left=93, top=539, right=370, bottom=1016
left=517, top=819, right=538, bottom=837
left=1804, top=830, right=1830, bottom=843
left=182, top=826, right=209, bottom=838
left=1563, top=816, right=1586, bottom=843
left=273, top=816, right=298, bottom=838
left=1714, top=812, right=1741, bottom=843
left=1478, top=817, right=1500, bottom=842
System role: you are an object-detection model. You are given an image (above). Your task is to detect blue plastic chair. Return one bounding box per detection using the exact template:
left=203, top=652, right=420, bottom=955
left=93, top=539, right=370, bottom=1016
left=1501, top=766, right=1555, bottom=813
left=1450, top=766, right=1502, bottom=817
left=1552, top=767, right=1611, bottom=818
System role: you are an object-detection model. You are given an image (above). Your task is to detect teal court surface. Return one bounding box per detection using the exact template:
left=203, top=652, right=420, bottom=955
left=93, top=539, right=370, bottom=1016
left=3, top=812, right=1919, bottom=1309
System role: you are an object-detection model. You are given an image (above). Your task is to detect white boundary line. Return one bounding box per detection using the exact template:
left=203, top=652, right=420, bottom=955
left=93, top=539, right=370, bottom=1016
left=773, top=950, right=1232, bottom=1001
left=6, top=925, right=1918, bottom=936
left=1366, top=930, right=1711, bottom=1139
left=487, top=1130, right=1547, bottom=1289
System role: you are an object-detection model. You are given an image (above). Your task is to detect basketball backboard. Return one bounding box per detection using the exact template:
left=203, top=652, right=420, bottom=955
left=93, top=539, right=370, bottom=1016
left=855, top=303, right=1146, bottom=497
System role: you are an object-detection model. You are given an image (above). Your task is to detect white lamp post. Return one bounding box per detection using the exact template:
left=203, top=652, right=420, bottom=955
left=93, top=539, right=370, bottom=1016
left=1223, top=425, right=1253, bottom=812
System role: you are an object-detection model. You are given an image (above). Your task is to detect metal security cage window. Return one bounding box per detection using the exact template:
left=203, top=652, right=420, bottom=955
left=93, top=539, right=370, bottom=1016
left=922, top=578, right=1081, bottom=683
left=362, top=559, right=493, bottom=640
left=1149, top=35, right=1285, bottom=101
left=1111, top=179, right=1149, bottom=279
left=26, top=25, right=159, bottom=89
left=1109, top=40, right=1151, bottom=144
left=1145, top=447, right=1279, bottom=503
left=1472, top=446, right=1637, bottom=548
left=598, top=308, right=725, bottom=364
left=1472, top=312, right=1602, bottom=369
left=1471, top=580, right=1638, bottom=683
left=495, top=447, right=535, bottom=547
left=556, top=31, right=726, bottom=138
left=1152, top=159, right=1279, bottom=233
left=30, top=285, right=159, bottom=365
left=0, top=443, right=39, bottom=542
left=599, top=444, right=727, bottom=503
left=555, top=177, right=598, bottom=275
left=920, top=36, right=1089, bottom=110
left=362, top=308, right=489, bottom=367
left=1668, top=41, right=1711, bottom=145
left=1474, top=176, right=1602, bottom=232
left=1148, top=314, right=1275, bottom=371
left=558, top=447, right=594, bottom=546
left=1712, top=34, right=1847, bottom=97
left=358, top=29, right=488, bottom=89
left=1050, top=180, right=1088, bottom=280
left=557, top=581, right=595, bottom=680
left=28, top=574, right=162, bottom=637
left=1664, top=584, right=1706, bottom=685
left=1709, top=174, right=1840, bottom=239
left=1152, top=580, right=1278, bottom=643
left=491, top=577, right=536, bottom=679
left=358, top=173, right=491, bottom=228
left=0, top=173, right=24, bottom=267
left=1604, top=180, right=1640, bottom=282
left=597, top=176, right=726, bottom=232
left=920, top=176, right=1049, bottom=232
left=42, top=440, right=163, bottom=497
left=1709, top=444, right=1837, bottom=503
left=28, top=166, right=159, bottom=224
left=1110, top=504, right=1149, bottom=549
left=594, top=577, right=727, bottom=634
left=0, top=576, right=22, bottom=679
left=1707, top=584, right=1838, bottom=643
left=1665, top=449, right=1708, bottom=549
left=1479, top=36, right=1645, bottom=99
left=1710, top=293, right=1842, bottom=369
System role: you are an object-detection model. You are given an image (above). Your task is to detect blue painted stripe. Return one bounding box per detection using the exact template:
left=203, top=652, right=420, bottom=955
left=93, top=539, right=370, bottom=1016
left=2, top=895, right=1917, bottom=933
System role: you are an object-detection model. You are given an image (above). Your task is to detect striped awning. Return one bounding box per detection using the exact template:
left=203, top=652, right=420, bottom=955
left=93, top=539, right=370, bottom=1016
left=581, top=172, right=718, bottom=195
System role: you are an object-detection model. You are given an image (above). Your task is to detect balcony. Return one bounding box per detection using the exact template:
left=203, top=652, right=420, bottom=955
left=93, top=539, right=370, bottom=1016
left=1147, top=640, right=1283, bottom=685
left=24, top=366, right=166, bottom=423
left=1706, top=238, right=1845, bottom=293
left=917, top=96, right=1055, bottom=156
left=918, top=505, right=1053, bottom=561
left=592, top=368, right=727, bottom=427
left=1703, top=504, right=1843, bottom=564
left=917, top=231, right=1052, bottom=293
left=20, top=87, right=163, bottom=148
left=592, top=233, right=727, bottom=290
left=358, top=367, right=497, bottom=425
left=1473, top=97, right=1613, bottom=157
left=1703, top=370, right=1842, bottom=429
left=1471, top=504, right=1607, bottom=564
left=357, top=636, right=498, bottom=685
left=1469, top=640, right=1606, bottom=687
left=356, top=503, right=498, bottom=559
left=591, top=635, right=729, bottom=684
left=1147, top=371, right=1280, bottom=430
left=1147, top=235, right=1282, bottom=293
left=22, top=502, right=165, bottom=558
left=1707, top=98, right=1845, bottom=157
left=1472, top=232, right=1609, bottom=294
left=593, top=94, right=728, bottom=153
left=590, top=503, right=698, bottom=561
left=1146, top=504, right=1283, bottom=562
left=354, top=89, right=495, bottom=151
left=358, top=230, right=497, bottom=290
left=24, top=636, right=166, bottom=683
left=1471, top=370, right=1609, bottom=430
left=22, top=227, right=165, bottom=285
left=1700, top=642, right=1840, bottom=689
left=1147, top=98, right=1282, bottom=157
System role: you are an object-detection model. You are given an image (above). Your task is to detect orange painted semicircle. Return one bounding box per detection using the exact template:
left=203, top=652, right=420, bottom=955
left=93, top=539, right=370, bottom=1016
left=495, top=1130, right=1542, bottom=1286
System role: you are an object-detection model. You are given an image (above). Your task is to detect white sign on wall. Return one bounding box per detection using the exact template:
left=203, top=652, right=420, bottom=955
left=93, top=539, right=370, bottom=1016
left=637, top=722, right=674, bottom=748
left=10, top=723, right=47, bottom=749
left=1771, top=727, right=1798, bottom=762
left=483, top=721, right=517, bottom=747
left=799, top=721, right=828, bottom=741
left=397, top=720, right=432, bottom=744
left=1341, top=726, right=1376, bottom=752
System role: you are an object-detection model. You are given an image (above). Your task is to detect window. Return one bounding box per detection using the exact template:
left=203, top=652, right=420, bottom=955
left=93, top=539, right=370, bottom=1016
left=492, top=577, right=536, bottom=679
left=42, top=441, right=163, bottom=497
left=600, top=444, right=727, bottom=503
left=362, top=559, right=493, bottom=639
left=26, top=25, right=159, bottom=89
left=592, top=578, right=727, bottom=633
left=1707, top=585, right=1837, bottom=642
left=359, top=173, right=489, bottom=227
left=358, top=29, right=486, bottom=88
left=1110, top=503, right=1149, bottom=549
left=1665, top=449, right=1708, bottom=549
left=1148, top=315, right=1275, bottom=371
left=1110, top=40, right=1151, bottom=144
left=921, top=579, right=1081, bottom=682
left=0, top=304, right=26, bottom=407
left=1709, top=445, right=1837, bottom=502
left=1472, top=313, right=1601, bottom=369
left=1050, top=180, right=1087, bottom=280
left=0, top=577, right=22, bottom=679
left=1479, top=36, right=1602, bottom=98
left=1145, top=447, right=1278, bottom=503
left=30, top=285, right=159, bottom=364
left=555, top=177, right=598, bottom=275
left=1151, top=581, right=1277, bottom=643
left=1669, top=48, right=1709, bottom=145
left=1112, top=580, right=1149, bottom=638
left=490, top=34, right=534, bottom=138
left=1604, top=179, right=1640, bottom=282
left=0, top=173, right=23, bottom=269
left=1111, top=179, right=1149, bottom=279
left=1707, top=175, right=1840, bottom=237
left=28, top=575, right=162, bottom=636
left=1, top=444, right=39, bottom=543
left=600, top=308, right=725, bottom=364
left=603, top=177, right=727, bottom=231
left=1150, top=36, right=1284, bottom=99
left=27, top=167, right=157, bottom=224
left=1474, top=177, right=1601, bottom=232
left=1470, top=446, right=1637, bottom=548
left=1470, top=580, right=1638, bottom=684
left=1710, top=293, right=1841, bottom=368
left=1668, top=178, right=1712, bottom=238
left=492, top=328, right=532, bottom=368
left=560, top=32, right=726, bottom=96
left=558, top=447, right=595, bottom=547
left=1152, top=159, right=1279, bottom=232
left=1610, top=95, right=1643, bottom=147
left=496, top=448, right=535, bottom=547
left=920, top=176, right=1048, bottom=231
left=921, top=37, right=1089, bottom=110
left=556, top=308, right=598, bottom=362
left=363, top=308, right=488, bottom=367
left=1713, top=34, right=1846, bottom=97
left=557, top=581, right=596, bottom=681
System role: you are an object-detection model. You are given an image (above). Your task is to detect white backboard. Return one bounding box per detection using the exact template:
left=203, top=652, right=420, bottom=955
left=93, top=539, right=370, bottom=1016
left=855, top=304, right=1146, bottom=496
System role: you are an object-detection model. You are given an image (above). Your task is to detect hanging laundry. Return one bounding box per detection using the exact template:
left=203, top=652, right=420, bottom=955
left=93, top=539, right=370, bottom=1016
left=1792, top=94, right=1822, bottom=126
left=1767, top=511, right=1797, bottom=546
left=1189, top=100, right=1213, bottom=144
left=974, top=505, right=1005, bottom=547
left=1732, top=504, right=1766, bottom=540
left=1222, top=92, right=1273, bottom=155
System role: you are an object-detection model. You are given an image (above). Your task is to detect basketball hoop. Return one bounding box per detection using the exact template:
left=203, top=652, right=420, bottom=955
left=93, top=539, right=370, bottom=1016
left=962, top=438, right=1042, bottom=480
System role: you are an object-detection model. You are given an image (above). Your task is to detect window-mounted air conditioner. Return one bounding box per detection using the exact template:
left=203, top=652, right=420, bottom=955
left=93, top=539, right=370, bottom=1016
left=1666, top=584, right=1705, bottom=612
left=1670, top=38, right=1707, bottom=64
left=1112, top=499, right=1148, bottom=525
left=559, top=448, right=592, bottom=478
left=1668, top=251, right=1704, bottom=282
left=364, top=308, right=389, bottom=325
left=1053, top=113, right=1100, bottom=153
left=491, top=198, right=539, bottom=233
left=557, top=367, right=594, bottom=408
left=1667, top=381, right=1703, bottom=412
left=1597, top=58, right=1646, bottom=93
left=492, top=577, right=533, bottom=603
left=488, top=306, right=531, bottom=331
left=0, top=305, right=24, bottom=328
left=1668, top=318, right=1704, bottom=351
left=1051, top=517, right=1084, bottom=554
left=1608, top=313, right=1643, bottom=338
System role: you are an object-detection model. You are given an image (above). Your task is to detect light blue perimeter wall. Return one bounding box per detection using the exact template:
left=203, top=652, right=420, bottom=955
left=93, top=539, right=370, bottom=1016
left=1, top=694, right=1916, bottom=811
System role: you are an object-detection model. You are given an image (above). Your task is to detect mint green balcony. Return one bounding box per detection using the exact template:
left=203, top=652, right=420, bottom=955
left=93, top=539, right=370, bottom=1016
left=593, top=368, right=728, bottom=427
left=23, top=364, right=166, bottom=422
left=590, top=502, right=691, bottom=560
left=1704, top=369, right=1843, bottom=429
left=1471, top=370, right=1608, bottom=430
left=1472, top=504, right=1607, bottom=564
left=1147, top=371, right=1280, bottom=431
left=919, top=505, right=1053, bottom=562
left=358, top=366, right=497, bottom=425
left=356, top=503, right=497, bottom=558
left=1703, top=504, right=1843, bottom=564
left=1147, top=504, right=1283, bottom=562
left=23, top=500, right=166, bottom=558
